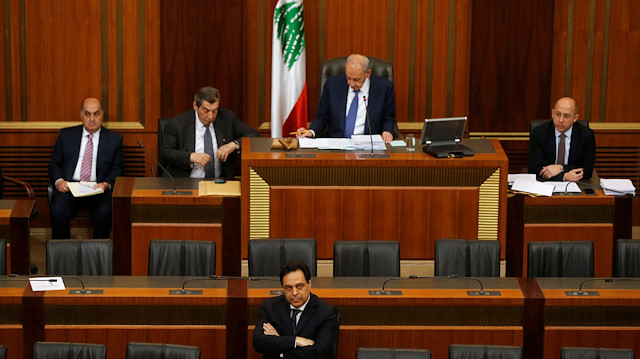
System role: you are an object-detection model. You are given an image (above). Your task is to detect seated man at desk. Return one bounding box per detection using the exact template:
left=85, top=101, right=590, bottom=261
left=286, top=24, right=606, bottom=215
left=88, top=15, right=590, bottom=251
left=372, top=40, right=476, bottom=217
left=297, top=54, right=396, bottom=144
left=529, top=97, right=596, bottom=182
left=253, top=260, right=339, bottom=359
left=160, top=87, right=259, bottom=178
left=49, top=97, right=123, bottom=239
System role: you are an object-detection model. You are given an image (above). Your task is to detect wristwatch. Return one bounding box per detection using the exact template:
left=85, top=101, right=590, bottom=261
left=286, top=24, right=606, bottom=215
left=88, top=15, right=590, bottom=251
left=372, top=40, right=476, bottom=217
left=233, top=140, right=240, bottom=151
left=560, top=165, right=565, bottom=172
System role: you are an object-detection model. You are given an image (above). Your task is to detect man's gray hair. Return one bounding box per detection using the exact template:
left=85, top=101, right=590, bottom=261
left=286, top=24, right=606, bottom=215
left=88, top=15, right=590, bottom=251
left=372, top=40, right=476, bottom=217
left=194, top=87, right=221, bottom=107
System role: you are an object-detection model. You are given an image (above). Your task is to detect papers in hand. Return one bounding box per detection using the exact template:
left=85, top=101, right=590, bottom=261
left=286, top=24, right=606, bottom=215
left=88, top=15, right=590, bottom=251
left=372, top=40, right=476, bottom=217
left=29, top=276, right=65, bottom=291
left=68, top=182, right=104, bottom=197
left=600, top=178, right=636, bottom=196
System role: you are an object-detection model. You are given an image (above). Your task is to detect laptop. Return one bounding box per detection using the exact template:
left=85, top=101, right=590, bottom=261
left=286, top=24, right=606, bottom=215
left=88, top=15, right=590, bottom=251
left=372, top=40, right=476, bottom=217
left=419, top=117, right=474, bottom=158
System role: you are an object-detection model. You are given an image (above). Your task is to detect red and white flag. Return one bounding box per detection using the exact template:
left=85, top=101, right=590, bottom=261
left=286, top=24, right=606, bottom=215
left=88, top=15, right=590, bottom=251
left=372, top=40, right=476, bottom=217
left=271, top=0, right=307, bottom=138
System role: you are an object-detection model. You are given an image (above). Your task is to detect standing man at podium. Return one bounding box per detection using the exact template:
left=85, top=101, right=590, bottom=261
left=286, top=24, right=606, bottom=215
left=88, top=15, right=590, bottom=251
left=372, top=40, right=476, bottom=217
left=297, top=54, right=396, bottom=143
left=49, top=97, right=123, bottom=239
left=160, top=87, right=259, bottom=179
left=529, top=96, right=596, bottom=182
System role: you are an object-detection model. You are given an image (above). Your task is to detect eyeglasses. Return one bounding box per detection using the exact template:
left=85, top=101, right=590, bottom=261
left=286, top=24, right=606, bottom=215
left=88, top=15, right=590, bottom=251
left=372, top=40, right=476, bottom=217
left=283, top=283, right=306, bottom=292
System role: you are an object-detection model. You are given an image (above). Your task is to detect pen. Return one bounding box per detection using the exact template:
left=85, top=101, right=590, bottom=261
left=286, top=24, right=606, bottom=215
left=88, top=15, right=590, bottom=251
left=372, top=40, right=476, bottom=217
left=289, top=130, right=311, bottom=135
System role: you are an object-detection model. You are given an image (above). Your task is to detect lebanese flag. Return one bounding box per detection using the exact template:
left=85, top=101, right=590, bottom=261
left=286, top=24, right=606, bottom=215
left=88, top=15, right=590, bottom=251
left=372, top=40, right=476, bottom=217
left=271, top=0, right=307, bottom=138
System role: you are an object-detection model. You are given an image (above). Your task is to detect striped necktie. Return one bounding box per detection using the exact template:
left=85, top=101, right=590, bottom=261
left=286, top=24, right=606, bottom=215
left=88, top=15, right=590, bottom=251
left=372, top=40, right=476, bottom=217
left=80, top=134, right=93, bottom=181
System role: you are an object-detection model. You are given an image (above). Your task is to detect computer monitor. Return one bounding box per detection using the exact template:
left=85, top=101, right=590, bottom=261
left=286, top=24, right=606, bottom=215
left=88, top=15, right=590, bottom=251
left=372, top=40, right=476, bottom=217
left=419, top=116, right=467, bottom=146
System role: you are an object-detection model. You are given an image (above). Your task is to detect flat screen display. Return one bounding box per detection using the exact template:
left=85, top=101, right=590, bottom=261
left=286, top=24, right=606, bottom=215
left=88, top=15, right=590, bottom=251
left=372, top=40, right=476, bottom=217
left=419, top=117, right=467, bottom=145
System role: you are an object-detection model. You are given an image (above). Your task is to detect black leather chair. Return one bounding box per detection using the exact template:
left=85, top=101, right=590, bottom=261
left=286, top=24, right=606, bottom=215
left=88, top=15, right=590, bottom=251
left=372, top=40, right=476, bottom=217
left=33, top=342, right=106, bottom=359
left=333, top=240, right=400, bottom=277
left=357, top=347, right=431, bottom=359
left=561, top=347, right=634, bottom=359
left=616, top=239, right=640, bottom=277
left=434, top=239, right=500, bottom=277
left=248, top=238, right=317, bottom=276
left=46, top=239, right=113, bottom=276
left=0, top=239, right=6, bottom=276
left=0, top=344, right=6, bottom=359
left=126, top=342, right=200, bottom=359
left=449, top=344, right=522, bottom=359
left=527, top=240, right=594, bottom=277
left=148, top=239, right=216, bottom=276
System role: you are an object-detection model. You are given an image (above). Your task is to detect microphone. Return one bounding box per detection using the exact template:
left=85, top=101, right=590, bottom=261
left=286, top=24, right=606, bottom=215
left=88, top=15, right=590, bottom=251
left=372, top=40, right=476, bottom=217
left=411, top=274, right=496, bottom=296
left=177, top=275, right=258, bottom=294
left=381, top=277, right=413, bottom=291
left=441, top=274, right=485, bottom=293
left=358, top=96, right=388, bottom=158
left=136, top=140, right=193, bottom=196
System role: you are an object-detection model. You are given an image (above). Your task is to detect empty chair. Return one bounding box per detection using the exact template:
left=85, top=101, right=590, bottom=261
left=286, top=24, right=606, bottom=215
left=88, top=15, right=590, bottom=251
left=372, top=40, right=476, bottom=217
left=333, top=240, right=400, bottom=277
left=148, top=240, right=216, bottom=276
left=0, top=345, right=5, bottom=359
left=616, top=239, right=640, bottom=277
left=248, top=238, right=316, bottom=276
left=561, top=347, right=634, bottom=359
left=527, top=240, right=594, bottom=277
left=33, top=342, right=106, bottom=359
left=434, top=239, right=500, bottom=277
left=46, top=239, right=113, bottom=275
left=126, top=342, right=200, bottom=359
left=357, top=347, right=431, bottom=359
left=0, top=239, right=6, bottom=275
left=449, top=344, right=522, bottom=359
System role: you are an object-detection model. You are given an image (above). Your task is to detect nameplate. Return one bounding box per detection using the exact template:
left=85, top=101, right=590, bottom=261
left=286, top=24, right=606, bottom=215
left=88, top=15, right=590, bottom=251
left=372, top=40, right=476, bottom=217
left=169, top=290, right=203, bottom=295
left=368, top=290, right=403, bottom=296
left=69, top=289, right=103, bottom=295
left=565, top=290, right=600, bottom=296
left=285, top=154, right=316, bottom=158
left=467, top=290, right=501, bottom=296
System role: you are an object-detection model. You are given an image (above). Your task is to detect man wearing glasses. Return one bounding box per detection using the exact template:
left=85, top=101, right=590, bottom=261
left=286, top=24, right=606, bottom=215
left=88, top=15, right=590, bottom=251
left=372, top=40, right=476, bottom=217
left=253, top=260, right=339, bottom=358
left=160, top=86, right=258, bottom=179
left=529, top=97, right=596, bottom=182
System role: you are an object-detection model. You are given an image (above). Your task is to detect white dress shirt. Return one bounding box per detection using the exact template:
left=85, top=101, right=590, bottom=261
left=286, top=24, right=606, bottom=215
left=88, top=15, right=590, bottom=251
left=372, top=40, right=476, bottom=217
left=190, top=111, right=219, bottom=178
left=344, top=77, right=370, bottom=136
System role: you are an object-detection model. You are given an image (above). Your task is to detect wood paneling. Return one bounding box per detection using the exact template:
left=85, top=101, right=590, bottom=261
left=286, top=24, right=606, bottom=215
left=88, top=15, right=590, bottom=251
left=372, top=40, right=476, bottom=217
left=544, top=328, right=640, bottom=357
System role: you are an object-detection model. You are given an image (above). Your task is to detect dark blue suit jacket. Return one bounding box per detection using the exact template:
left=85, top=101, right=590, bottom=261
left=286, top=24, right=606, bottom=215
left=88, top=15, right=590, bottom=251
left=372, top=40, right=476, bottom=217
left=311, top=74, right=396, bottom=137
left=253, top=293, right=339, bottom=359
left=49, top=125, right=123, bottom=189
left=529, top=120, right=596, bottom=181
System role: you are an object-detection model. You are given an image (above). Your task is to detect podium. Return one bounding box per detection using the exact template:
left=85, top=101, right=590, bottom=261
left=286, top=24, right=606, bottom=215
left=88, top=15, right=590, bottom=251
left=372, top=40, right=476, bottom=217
left=0, top=199, right=34, bottom=274
left=112, top=177, right=241, bottom=275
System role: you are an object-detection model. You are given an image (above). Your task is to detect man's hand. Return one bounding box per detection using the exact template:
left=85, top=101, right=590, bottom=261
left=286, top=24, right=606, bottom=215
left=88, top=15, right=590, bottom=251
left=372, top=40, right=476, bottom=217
left=56, top=180, right=70, bottom=193
left=94, top=182, right=109, bottom=191
left=297, top=128, right=313, bottom=138
left=262, top=323, right=280, bottom=336
left=381, top=131, right=393, bottom=144
left=563, top=168, right=584, bottom=182
left=295, top=336, right=315, bottom=347
left=217, top=142, right=237, bottom=162
left=539, top=164, right=563, bottom=180
left=190, top=152, right=212, bottom=166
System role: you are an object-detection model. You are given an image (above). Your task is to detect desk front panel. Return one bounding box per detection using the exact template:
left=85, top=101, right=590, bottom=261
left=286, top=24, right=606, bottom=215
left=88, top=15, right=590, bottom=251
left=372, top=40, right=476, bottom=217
left=539, top=278, right=640, bottom=358
left=0, top=284, right=24, bottom=359
left=247, top=277, right=524, bottom=359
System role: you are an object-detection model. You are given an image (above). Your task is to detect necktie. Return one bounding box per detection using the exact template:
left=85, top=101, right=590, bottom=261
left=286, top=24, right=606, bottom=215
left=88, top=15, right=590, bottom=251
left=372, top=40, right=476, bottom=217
left=203, top=126, right=219, bottom=178
left=80, top=134, right=93, bottom=181
left=556, top=133, right=566, bottom=164
left=344, top=89, right=360, bottom=138
left=291, top=309, right=301, bottom=334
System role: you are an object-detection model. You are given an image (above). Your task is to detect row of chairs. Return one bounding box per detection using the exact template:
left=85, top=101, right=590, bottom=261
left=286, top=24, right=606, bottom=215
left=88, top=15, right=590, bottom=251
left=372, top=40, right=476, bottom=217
left=5, top=237, right=640, bottom=277
left=356, top=345, right=635, bottom=358
left=0, top=341, right=200, bottom=359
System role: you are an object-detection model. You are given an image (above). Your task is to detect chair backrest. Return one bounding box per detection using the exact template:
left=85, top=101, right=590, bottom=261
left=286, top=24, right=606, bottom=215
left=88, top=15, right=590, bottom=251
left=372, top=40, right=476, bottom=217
left=333, top=240, right=400, bottom=277
left=449, top=344, right=522, bottom=359
left=616, top=239, right=640, bottom=277
left=0, top=344, right=6, bottom=359
left=33, top=342, right=106, bottom=359
left=434, top=239, right=500, bottom=277
left=248, top=238, right=317, bottom=276
left=46, top=239, right=113, bottom=276
left=561, top=347, right=634, bottom=359
left=148, top=240, right=216, bottom=276
left=319, top=56, right=394, bottom=96
left=527, top=240, right=594, bottom=277
left=126, top=342, right=201, bottom=359
left=0, top=239, right=6, bottom=275
left=357, top=347, right=431, bottom=359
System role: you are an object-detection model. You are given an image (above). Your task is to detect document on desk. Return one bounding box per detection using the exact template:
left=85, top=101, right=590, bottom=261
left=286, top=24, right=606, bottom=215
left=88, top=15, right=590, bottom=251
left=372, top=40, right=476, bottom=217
left=298, top=138, right=318, bottom=148
left=547, top=181, right=581, bottom=193
left=316, top=138, right=355, bottom=150
left=350, top=135, right=386, bottom=150
left=68, top=182, right=104, bottom=197
left=508, top=173, right=536, bottom=184
left=511, top=179, right=554, bottom=197
left=29, top=276, right=65, bottom=291
left=600, top=178, right=636, bottom=196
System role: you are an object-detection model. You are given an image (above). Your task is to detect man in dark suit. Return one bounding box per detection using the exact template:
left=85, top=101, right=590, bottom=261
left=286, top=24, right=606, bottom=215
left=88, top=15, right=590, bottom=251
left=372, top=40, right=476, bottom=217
left=49, top=97, right=123, bottom=239
left=297, top=54, right=396, bottom=143
left=529, top=97, right=596, bottom=181
left=253, top=260, right=339, bottom=359
left=160, top=87, right=259, bottom=179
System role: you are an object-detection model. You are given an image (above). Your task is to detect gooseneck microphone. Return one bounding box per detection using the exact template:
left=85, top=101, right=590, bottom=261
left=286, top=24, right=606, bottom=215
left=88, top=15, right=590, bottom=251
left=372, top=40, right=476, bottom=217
left=136, top=140, right=192, bottom=196
left=358, top=96, right=388, bottom=158
left=180, top=275, right=258, bottom=294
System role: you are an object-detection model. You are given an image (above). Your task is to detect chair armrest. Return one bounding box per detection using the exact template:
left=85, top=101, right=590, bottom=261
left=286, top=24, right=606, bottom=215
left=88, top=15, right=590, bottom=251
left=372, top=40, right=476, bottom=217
left=3, top=175, right=36, bottom=200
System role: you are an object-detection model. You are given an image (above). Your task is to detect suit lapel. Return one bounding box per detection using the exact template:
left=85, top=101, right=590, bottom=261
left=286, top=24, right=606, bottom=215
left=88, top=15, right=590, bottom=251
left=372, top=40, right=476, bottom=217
left=338, top=82, right=349, bottom=133
left=278, top=297, right=295, bottom=335
left=293, top=294, right=317, bottom=335
left=187, top=111, right=196, bottom=152
left=568, top=123, right=582, bottom=163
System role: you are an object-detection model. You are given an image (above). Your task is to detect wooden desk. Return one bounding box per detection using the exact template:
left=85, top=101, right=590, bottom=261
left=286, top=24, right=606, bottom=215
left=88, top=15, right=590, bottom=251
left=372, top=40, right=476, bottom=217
left=538, top=277, right=640, bottom=357
left=241, top=138, right=508, bottom=260
left=247, top=277, right=528, bottom=359
left=0, top=281, right=26, bottom=359
left=0, top=199, right=35, bottom=275
left=112, top=177, right=241, bottom=275
left=506, top=189, right=633, bottom=277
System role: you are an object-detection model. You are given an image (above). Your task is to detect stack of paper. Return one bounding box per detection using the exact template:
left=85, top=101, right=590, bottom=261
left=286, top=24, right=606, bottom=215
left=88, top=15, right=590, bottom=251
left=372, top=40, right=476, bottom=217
left=511, top=178, right=555, bottom=197
left=298, top=135, right=386, bottom=151
left=600, top=178, right=636, bottom=196
left=350, top=135, right=386, bottom=150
